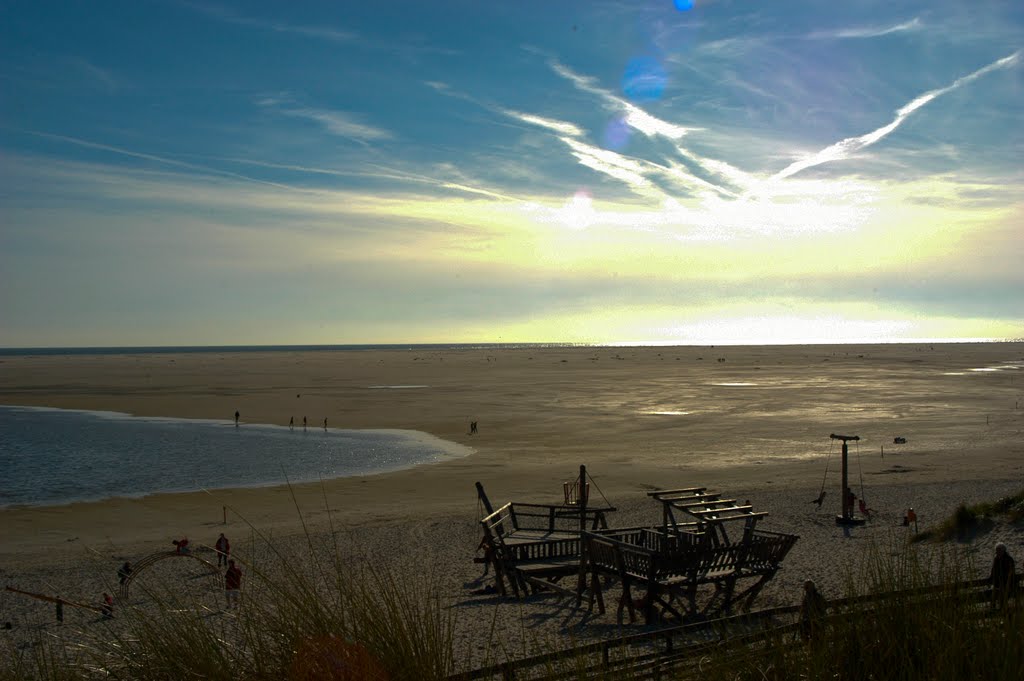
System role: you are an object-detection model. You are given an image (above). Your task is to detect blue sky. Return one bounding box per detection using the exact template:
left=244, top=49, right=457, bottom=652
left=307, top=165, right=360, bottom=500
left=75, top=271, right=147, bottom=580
left=1, top=0, right=1022, bottom=346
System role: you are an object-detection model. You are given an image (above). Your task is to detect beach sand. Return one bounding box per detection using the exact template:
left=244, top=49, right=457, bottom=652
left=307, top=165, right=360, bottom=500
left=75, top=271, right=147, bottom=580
left=1, top=343, right=1022, bottom=669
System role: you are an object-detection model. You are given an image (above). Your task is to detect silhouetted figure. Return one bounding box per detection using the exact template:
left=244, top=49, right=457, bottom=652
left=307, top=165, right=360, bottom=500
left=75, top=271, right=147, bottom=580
left=990, top=543, right=1016, bottom=609
left=470, top=421, right=478, bottom=434
left=234, top=410, right=240, bottom=426
left=225, top=560, right=242, bottom=609
left=117, top=562, right=132, bottom=585
left=289, top=416, right=294, bottom=430
left=799, top=580, right=827, bottom=641
left=303, top=416, right=307, bottom=430
left=215, top=533, right=230, bottom=567
left=903, top=508, right=918, bottom=531
left=55, top=599, right=64, bottom=623
left=323, top=417, right=328, bottom=431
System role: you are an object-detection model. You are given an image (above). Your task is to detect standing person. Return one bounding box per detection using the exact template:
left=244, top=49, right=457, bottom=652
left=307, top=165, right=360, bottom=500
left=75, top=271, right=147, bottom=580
left=323, top=417, right=328, bottom=430
left=303, top=416, right=307, bottom=430
left=117, top=561, right=132, bottom=585
left=289, top=416, right=294, bottom=430
left=215, top=533, right=230, bottom=567
left=234, top=410, right=240, bottom=426
left=799, top=580, right=827, bottom=641
left=225, top=560, right=242, bottom=609
left=990, top=543, right=1016, bottom=609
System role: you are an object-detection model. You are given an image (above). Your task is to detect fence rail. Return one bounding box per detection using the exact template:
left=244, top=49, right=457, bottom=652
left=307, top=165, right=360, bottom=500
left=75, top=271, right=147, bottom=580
left=449, top=574, right=1019, bottom=681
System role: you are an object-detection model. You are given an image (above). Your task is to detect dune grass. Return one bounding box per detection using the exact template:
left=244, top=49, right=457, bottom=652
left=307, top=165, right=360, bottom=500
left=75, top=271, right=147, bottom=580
left=2, top=488, right=457, bottom=681
left=913, top=489, right=1024, bottom=542
left=4, top=496, right=1022, bottom=680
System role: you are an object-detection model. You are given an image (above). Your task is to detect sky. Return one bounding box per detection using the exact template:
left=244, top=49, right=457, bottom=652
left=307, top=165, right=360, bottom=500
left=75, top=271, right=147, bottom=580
left=1, top=0, right=1022, bottom=347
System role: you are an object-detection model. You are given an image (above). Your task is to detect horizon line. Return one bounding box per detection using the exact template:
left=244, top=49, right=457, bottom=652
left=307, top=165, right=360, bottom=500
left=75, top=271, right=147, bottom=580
left=0, top=337, right=1019, bottom=355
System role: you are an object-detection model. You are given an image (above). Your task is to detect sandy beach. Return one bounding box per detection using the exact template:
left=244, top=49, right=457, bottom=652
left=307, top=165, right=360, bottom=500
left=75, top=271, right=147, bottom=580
left=1, top=343, right=1022, bottom=668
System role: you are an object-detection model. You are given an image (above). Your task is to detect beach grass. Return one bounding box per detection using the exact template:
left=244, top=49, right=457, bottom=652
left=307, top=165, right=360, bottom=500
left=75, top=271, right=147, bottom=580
left=5, top=489, right=1023, bottom=680
left=692, top=538, right=1021, bottom=681
left=913, top=489, right=1024, bottom=542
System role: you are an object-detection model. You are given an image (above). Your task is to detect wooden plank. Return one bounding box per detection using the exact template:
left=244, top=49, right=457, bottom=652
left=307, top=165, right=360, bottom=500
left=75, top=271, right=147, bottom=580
left=5, top=586, right=104, bottom=613
left=647, top=487, right=706, bottom=497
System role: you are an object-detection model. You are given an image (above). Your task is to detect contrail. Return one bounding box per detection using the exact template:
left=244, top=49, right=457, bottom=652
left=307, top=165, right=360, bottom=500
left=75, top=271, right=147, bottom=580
left=773, top=51, right=1020, bottom=181
left=24, top=130, right=303, bottom=191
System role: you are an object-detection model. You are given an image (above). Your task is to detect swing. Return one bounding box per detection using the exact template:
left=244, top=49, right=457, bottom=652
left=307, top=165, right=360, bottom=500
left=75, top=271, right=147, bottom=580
left=853, top=439, right=875, bottom=520
left=811, top=439, right=834, bottom=508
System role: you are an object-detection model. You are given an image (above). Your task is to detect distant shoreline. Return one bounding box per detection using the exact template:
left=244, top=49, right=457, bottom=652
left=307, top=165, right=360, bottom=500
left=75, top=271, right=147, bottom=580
left=0, top=338, right=1017, bottom=356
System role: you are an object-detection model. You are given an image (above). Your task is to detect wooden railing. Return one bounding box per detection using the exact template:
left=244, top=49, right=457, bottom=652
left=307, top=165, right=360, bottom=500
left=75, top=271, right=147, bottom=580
left=449, top=575, right=1020, bottom=681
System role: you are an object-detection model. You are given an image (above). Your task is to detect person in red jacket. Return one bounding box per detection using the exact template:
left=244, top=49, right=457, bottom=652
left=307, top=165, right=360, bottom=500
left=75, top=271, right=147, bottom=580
left=225, top=560, right=242, bottom=609
left=215, top=533, right=230, bottom=567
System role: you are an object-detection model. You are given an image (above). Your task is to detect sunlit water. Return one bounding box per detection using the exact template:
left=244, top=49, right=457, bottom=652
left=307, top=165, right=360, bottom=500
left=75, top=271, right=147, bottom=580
left=0, top=406, right=472, bottom=508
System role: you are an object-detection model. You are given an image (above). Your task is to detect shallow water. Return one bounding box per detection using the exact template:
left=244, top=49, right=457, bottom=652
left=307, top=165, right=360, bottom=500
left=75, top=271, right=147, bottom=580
left=0, top=406, right=472, bottom=507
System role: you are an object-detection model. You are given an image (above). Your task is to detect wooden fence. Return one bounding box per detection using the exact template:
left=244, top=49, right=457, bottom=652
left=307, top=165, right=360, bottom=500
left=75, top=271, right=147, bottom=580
left=449, top=574, right=1020, bottom=681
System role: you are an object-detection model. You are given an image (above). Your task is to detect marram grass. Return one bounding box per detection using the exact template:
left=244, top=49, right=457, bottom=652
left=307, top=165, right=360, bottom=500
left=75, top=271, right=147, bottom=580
left=4, top=508, right=1021, bottom=680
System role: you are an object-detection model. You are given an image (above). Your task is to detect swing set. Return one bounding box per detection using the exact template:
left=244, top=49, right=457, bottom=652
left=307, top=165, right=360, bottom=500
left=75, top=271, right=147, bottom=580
left=814, top=433, right=874, bottom=526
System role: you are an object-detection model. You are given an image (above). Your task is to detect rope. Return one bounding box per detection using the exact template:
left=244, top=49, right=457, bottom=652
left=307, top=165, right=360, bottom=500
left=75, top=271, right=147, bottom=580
left=856, top=439, right=867, bottom=501
left=819, top=439, right=835, bottom=498
left=585, top=470, right=613, bottom=508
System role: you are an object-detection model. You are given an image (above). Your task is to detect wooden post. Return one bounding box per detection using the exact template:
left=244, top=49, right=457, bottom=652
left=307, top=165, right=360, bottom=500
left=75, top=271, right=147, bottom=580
left=578, top=465, right=588, bottom=533
left=475, top=481, right=495, bottom=517
left=831, top=433, right=863, bottom=526
left=222, top=506, right=227, bottom=525
left=576, top=464, right=589, bottom=602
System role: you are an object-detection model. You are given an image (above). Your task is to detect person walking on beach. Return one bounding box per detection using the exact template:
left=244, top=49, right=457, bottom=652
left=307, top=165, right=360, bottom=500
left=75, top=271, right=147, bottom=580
left=990, top=543, right=1016, bottom=609
left=225, top=560, right=242, bottom=609
left=303, top=416, right=307, bottom=430
left=215, top=533, right=230, bottom=567
left=799, top=580, right=827, bottom=641
left=289, top=416, right=294, bottom=430
left=234, top=410, right=240, bottom=426
left=323, top=417, right=328, bottom=431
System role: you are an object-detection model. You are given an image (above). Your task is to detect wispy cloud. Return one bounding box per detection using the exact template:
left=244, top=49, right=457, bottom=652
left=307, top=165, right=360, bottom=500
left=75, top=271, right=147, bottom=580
left=560, top=137, right=650, bottom=189
left=280, top=107, right=394, bottom=142
left=548, top=58, right=700, bottom=140
left=809, top=18, right=922, bottom=40
left=256, top=97, right=393, bottom=142
left=178, top=1, right=356, bottom=42
left=22, top=131, right=300, bottom=191
left=69, top=57, right=118, bottom=92
left=502, top=110, right=584, bottom=137
left=542, top=57, right=734, bottom=196
left=773, top=51, right=1021, bottom=180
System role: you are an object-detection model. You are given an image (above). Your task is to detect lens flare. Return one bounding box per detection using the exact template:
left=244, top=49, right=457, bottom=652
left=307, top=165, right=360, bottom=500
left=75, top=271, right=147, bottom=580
left=622, top=56, right=667, bottom=102
left=602, top=117, right=631, bottom=150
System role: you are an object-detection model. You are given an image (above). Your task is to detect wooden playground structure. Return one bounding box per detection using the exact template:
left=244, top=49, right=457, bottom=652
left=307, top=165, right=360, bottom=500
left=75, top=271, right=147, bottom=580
left=119, top=550, right=220, bottom=599
left=6, top=548, right=222, bottom=623
left=476, top=465, right=615, bottom=599
left=475, top=468, right=798, bottom=624
left=583, top=488, right=798, bottom=623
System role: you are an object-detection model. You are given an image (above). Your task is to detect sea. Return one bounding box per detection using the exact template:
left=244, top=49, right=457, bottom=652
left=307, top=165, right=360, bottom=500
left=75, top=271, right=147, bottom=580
left=0, top=405, right=473, bottom=508
left=0, top=344, right=576, bottom=508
